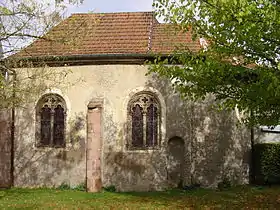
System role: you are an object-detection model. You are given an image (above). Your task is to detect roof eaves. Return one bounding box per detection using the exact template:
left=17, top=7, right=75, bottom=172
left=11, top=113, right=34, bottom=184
left=5, top=53, right=171, bottom=68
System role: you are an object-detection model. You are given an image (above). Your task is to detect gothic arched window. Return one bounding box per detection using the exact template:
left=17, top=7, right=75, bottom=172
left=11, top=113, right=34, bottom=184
left=36, top=94, right=66, bottom=148
left=128, top=92, right=161, bottom=149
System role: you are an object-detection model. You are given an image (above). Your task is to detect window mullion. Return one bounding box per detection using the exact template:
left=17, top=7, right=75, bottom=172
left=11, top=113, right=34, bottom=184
left=152, top=106, right=155, bottom=147
left=157, top=112, right=160, bottom=147
left=50, top=109, right=54, bottom=146
left=63, top=111, right=66, bottom=147
left=143, top=111, right=147, bottom=147
left=129, top=107, right=133, bottom=148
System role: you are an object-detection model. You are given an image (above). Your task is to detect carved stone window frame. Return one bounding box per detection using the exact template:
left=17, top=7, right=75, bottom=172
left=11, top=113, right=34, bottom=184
left=35, top=93, right=67, bottom=148
left=127, top=91, right=161, bottom=150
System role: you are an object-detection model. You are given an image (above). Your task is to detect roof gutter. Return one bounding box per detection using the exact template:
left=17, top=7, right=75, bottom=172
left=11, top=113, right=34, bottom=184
left=5, top=53, right=170, bottom=68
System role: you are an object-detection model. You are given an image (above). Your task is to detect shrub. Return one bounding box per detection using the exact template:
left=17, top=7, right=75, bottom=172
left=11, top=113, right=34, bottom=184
left=102, top=185, right=116, bottom=192
left=217, top=177, right=231, bottom=190
left=254, top=143, right=280, bottom=185
left=57, top=182, right=71, bottom=190
left=182, top=183, right=201, bottom=191
left=74, top=182, right=86, bottom=191
left=56, top=182, right=86, bottom=191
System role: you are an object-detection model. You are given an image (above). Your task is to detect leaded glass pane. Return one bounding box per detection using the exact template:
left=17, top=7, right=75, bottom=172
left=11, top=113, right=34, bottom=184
left=132, top=104, right=144, bottom=147
left=146, top=104, right=158, bottom=146
left=40, top=105, right=51, bottom=146
left=53, top=105, right=65, bottom=147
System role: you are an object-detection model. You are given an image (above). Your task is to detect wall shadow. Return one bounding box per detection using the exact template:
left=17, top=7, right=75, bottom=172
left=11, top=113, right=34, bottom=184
left=144, top=73, right=251, bottom=188
left=12, top=69, right=252, bottom=191
left=99, top=72, right=251, bottom=192
left=0, top=109, right=12, bottom=188
left=167, top=136, right=185, bottom=188
left=14, top=106, right=86, bottom=187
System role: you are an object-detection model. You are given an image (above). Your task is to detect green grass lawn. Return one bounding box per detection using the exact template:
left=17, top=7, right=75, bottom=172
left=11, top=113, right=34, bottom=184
left=0, top=186, right=280, bottom=209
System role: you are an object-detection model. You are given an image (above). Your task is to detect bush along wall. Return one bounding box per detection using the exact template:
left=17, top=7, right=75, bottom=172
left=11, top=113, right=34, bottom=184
left=254, top=143, right=280, bottom=185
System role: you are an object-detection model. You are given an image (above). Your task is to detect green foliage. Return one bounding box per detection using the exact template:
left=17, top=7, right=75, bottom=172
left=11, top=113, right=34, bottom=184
left=151, top=0, right=280, bottom=126
left=182, top=183, right=201, bottom=191
left=217, top=177, right=232, bottom=190
left=57, top=182, right=71, bottom=190
left=0, top=0, right=83, bottom=56
left=74, top=182, right=86, bottom=191
left=102, top=185, right=116, bottom=192
left=0, top=0, right=83, bottom=110
left=254, top=143, right=280, bottom=185
left=57, top=182, right=86, bottom=191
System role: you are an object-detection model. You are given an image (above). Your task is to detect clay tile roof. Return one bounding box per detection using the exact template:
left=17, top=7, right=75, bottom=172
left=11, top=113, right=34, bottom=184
left=13, top=11, right=201, bottom=58
left=152, top=24, right=201, bottom=54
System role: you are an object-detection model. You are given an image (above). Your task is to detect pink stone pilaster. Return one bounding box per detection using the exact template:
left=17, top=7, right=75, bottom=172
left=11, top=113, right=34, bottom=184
left=86, top=101, right=102, bottom=192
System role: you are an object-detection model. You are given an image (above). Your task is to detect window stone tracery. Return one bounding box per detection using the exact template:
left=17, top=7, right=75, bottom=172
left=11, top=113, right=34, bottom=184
left=36, top=94, right=66, bottom=148
left=127, top=92, right=161, bottom=149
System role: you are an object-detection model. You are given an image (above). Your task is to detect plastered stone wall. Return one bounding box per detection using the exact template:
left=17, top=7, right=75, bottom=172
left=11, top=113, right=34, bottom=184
left=14, top=64, right=251, bottom=190
left=0, top=109, right=11, bottom=188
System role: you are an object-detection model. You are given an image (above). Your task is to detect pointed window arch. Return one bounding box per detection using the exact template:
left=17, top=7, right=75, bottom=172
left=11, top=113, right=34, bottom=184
left=36, top=94, right=66, bottom=148
left=127, top=92, right=161, bottom=149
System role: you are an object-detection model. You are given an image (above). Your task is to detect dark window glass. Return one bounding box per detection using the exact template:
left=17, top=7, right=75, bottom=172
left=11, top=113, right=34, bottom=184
left=53, top=105, right=65, bottom=147
left=128, top=93, right=161, bottom=149
left=40, top=105, right=51, bottom=146
left=132, top=104, right=144, bottom=147
left=146, top=104, right=158, bottom=146
left=37, top=94, right=66, bottom=148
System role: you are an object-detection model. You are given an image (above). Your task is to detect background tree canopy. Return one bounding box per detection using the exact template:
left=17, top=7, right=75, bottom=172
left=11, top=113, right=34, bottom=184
left=150, top=0, right=280, bottom=126
left=0, top=0, right=82, bottom=56
left=0, top=0, right=83, bottom=108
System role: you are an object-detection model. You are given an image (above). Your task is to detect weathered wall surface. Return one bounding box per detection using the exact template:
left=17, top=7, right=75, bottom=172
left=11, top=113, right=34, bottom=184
left=0, top=109, right=11, bottom=188
left=14, top=64, right=251, bottom=190
left=146, top=75, right=251, bottom=188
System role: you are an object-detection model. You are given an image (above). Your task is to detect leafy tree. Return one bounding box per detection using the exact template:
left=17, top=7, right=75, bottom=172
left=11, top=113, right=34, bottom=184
left=0, top=0, right=83, bottom=108
left=0, top=0, right=82, bottom=56
left=151, top=0, right=280, bottom=126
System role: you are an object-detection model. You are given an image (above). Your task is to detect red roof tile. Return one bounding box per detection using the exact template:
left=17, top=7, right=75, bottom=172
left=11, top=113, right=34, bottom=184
left=13, top=12, right=201, bottom=58
left=152, top=24, right=201, bottom=54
